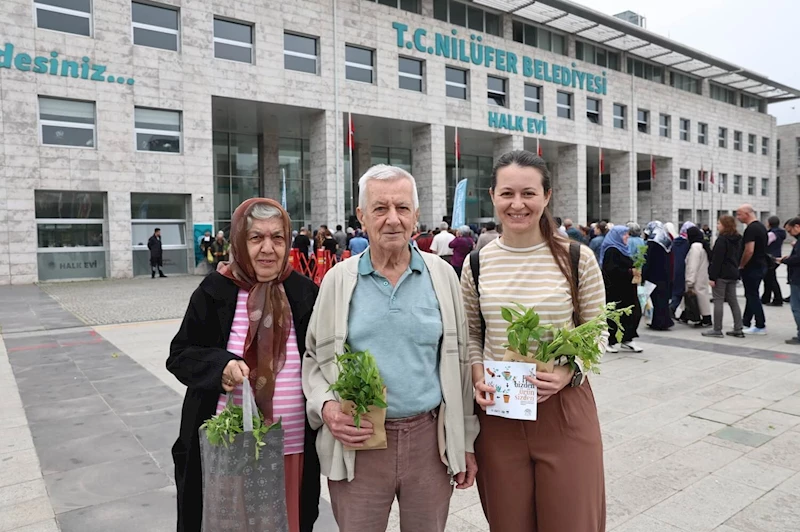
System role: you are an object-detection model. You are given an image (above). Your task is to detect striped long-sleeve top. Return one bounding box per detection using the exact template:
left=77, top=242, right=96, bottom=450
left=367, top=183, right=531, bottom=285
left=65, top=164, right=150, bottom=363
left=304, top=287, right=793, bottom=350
left=460, top=238, right=607, bottom=373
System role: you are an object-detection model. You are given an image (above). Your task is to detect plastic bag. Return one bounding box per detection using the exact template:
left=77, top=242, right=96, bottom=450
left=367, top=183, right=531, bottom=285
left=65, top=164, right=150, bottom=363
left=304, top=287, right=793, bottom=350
left=199, top=381, right=288, bottom=532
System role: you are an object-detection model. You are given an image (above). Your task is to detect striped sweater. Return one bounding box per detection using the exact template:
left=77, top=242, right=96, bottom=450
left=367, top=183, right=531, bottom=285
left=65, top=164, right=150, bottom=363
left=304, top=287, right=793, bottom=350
left=461, top=238, right=607, bottom=372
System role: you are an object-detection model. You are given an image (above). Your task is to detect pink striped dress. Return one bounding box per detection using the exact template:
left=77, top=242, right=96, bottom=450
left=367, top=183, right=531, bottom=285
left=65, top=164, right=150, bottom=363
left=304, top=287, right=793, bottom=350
left=215, top=289, right=305, bottom=455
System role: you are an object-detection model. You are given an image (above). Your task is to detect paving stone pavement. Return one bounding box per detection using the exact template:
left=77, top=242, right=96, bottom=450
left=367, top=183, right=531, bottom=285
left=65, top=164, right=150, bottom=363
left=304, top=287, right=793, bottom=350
left=2, top=279, right=800, bottom=531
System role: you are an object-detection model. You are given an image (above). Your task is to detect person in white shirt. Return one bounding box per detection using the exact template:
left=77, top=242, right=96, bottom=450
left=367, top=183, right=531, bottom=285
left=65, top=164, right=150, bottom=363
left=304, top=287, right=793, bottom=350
left=430, top=221, right=456, bottom=263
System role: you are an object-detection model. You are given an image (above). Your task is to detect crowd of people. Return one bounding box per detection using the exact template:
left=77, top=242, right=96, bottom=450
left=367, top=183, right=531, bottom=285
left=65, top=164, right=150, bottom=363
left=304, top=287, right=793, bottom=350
left=167, top=148, right=800, bottom=532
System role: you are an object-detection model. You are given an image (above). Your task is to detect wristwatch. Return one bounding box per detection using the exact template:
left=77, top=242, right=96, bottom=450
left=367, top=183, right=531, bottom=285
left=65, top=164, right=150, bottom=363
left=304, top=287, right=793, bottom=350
left=570, top=365, right=583, bottom=387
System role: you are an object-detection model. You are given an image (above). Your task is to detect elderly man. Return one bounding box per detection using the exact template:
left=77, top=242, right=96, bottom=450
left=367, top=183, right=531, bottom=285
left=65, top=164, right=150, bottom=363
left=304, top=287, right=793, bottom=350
left=736, top=204, right=770, bottom=335
left=302, top=164, right=479, bottom=532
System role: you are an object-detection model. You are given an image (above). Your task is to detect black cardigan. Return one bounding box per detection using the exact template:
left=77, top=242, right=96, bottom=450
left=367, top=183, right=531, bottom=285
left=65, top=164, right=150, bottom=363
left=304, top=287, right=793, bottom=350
left=168, top=271, right=320, bottom=532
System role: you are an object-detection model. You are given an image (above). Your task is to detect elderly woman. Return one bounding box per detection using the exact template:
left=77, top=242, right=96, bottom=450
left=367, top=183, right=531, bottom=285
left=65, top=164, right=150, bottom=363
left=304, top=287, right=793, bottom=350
left=449, top=224, right=475, bottom=278
left=168, top=198, right=320, bottom=532
left=303, top=164, right=478, bottom=532
left=643, top=221, right=674, bottom=330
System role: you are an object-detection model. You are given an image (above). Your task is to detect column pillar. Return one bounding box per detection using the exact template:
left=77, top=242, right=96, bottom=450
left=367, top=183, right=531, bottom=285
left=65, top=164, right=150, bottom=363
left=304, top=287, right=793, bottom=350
left=353, top=140, right=372, bottom=213
left=609, top=151, right=636, bottom=223
left=108, top=191, right=133, bottom=279
left=260, top=133, right=280, bottom=202
left=650, top=157, right=675, bottom=224
left=553, top=144, right=587, bottom=224
left=412, top=123, right=446, bottom=228
left=310, top=110, right=342, bottom=228
left=492, top=134, right=524, bottom=160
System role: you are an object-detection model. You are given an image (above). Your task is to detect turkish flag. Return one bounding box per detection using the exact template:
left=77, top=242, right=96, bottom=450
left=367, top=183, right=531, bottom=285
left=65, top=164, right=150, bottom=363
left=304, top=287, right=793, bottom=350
left=650, top=154, right=656, bottom=180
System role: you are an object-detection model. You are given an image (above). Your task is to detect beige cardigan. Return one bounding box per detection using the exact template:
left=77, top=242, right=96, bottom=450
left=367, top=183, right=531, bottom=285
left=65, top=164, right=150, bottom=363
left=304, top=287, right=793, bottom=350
left=302, top=250, right=480, bottom=482
left=685, top=242, right=712, bottom=316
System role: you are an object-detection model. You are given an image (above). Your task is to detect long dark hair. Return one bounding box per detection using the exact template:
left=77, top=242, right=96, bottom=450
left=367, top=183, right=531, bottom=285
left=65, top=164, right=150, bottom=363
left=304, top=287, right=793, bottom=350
left=491, top=150, right=580, bottom=320
left=687, top=226, right=711, bottom=260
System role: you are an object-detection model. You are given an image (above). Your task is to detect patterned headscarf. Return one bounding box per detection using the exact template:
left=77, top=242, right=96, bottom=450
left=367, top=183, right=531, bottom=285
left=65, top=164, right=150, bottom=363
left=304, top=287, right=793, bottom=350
left=645, top=221, right=673, bottom=252
left=217, top=198, right=293, bottom=422
left=679, top=221, right=696, bottom=239
left=599, top=225, right=631, bottom=266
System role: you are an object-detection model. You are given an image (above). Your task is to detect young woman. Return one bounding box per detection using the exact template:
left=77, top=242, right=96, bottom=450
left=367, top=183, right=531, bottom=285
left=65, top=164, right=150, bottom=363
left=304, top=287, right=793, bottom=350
left=685, top=226, right=713, bottom=327
left=705, top=215, right=744, bottom=337
left=642, top=221, right=674, bottom=330
left=462, top=150, right=607, bottom=532
left=169, top=199, right=321, bottom=532
left=601, top=225, right=643, bottom=353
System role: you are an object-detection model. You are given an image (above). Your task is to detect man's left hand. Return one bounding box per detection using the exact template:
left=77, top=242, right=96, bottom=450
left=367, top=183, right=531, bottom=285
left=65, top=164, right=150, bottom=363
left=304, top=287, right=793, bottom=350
left=526, top=365, right=573, bottom=403
left=454, top=452, right=478, bottom=490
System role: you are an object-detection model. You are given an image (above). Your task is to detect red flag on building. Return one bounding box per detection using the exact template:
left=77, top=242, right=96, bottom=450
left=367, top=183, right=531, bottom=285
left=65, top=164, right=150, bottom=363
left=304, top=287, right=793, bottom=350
left=455, top=127, right=461, bottom=161
left=599, top=148, right=605, bottom=173
left=347, top=113, right=355, bottom=150
left=650, top=154, right=656, bottom=180
left=710, top=166, right=715, bottom=184
left=537, top=138, right=543, bottom=157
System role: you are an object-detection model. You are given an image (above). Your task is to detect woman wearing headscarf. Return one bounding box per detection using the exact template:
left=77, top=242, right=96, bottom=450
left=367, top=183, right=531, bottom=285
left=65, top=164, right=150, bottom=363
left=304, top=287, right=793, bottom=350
left=601, top=225, right=643, bottom=353
left=168, top=199, right=321, bottom=532
left=643, top=221, right=674, bottom=330
left=670, top=222, right=696, bottom=321
left=685, top=226, right=713, bottom=327
left=626, top=222, right=646, bottom=256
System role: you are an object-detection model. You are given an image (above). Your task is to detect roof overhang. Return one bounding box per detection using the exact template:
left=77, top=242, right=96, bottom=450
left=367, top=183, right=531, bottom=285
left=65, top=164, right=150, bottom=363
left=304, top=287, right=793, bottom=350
left=473, top=0, right=800, bottom=103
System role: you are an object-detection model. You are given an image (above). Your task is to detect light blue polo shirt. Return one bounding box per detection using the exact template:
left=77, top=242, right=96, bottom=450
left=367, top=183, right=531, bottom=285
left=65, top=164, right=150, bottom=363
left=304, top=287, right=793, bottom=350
left=347, top=246, right=443, bottom=419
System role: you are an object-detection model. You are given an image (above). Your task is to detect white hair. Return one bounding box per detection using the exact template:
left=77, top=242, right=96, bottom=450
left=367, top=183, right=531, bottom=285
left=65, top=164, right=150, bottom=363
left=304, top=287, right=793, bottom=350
left=247, top=204, right=282, bottom=230
left=358, top=164, right=419, bottom=211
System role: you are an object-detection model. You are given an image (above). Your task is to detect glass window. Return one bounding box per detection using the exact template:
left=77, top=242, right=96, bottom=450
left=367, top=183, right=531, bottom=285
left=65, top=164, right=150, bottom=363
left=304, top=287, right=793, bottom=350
left=445, top=153, right=493, bottom=223
left=278, top=138, right=312, bottom=231
left=485, top=12, right=501, bottom=36
left=39, top=97, right=95, bottom=148
left=132, top=2, right=179, bottom=51
left=628, top=58, right=663, bottom=83
left=487, top=75, right=506, bottom=107
left=659, top=114, right=670, bottom=138
left=747, top=176, right=756, bottom=195
left=698, top=123, right=707, bottom=145
left=741, top=94, right=763, bottom=113
left=762, top=137, right=769, bottom=156
left=231, top=133, right=259, bottom=177
left=512, top=20, right=564, bottom=54
left=467, top=6, right=483, bottom=31
left=135, top=107, right=181, bottom=153
left=575, top=41, right=620, bottom=71
left=214, top=133, right=263, bottom=232
left=586, top=97, right=600, bottom=124
left=710, top=83, right=736, bottom=105
left=284, top=33, right=317, bottom=74
left=761, top=178, right=769, bottom=196
left=35, top=190, right=104, bottom=219
left=734, top=131, right=742, bottom=151
left=214, top=18, right=253, bottom=63
left=449, top=1, right=466, bottom=27
left=37, top=223, right=103, bottom=248
left=697, top=170, right=708, bottom=192
left=734, top=175, right=742, bottom=194
left=345, top=45, right=374, bottom=84
left=637, top=109, right=649, bottom=134
left=556, top=91, right=572, bottom=119
left=433, top=0, right=447, bottom=21
left=525, top=84, right=541, bottom=114
left=679, top=118, right=690, bottom=141
left=399, top=57, right=423, bottom=92
left=670, top=72, right=699, bottom=94
left=679, top=169, right=689, bottom=191
left=719, top=173, right=728, bottom=194
left=35, top=0, right=91, bottom=36
left=718, top=127, right=727, bottom=148
left=678, top=209, right=692, bottom=225
left=369, top=0, right=419, bottom=12
left=748, top=134, right=756, bottom=153
left=445, top=67, right=467, bottom=100
left=131, top=193, right=186, bottom=220
left=613, top=103, right=626, bottom=129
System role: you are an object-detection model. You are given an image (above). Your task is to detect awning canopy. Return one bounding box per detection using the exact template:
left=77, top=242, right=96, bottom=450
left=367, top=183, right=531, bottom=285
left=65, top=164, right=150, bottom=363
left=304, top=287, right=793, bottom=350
left=474, top=0, right=800, bottom=103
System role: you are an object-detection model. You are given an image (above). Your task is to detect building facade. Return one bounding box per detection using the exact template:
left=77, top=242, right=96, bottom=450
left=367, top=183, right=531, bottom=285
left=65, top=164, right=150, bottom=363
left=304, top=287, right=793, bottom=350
left=777, top=123, right=800, bottom=224
left=0, top=0, right=795, bottom=284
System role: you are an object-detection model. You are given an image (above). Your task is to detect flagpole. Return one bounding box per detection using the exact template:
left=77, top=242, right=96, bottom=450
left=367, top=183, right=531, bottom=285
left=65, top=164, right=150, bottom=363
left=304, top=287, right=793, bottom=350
left=650, top=153, right=654, bottom=222
left=598, top=147, right=602, bottom=221
left=455, top=126, right=460, bottom=188
left=349, top=112, right=354, bottom=220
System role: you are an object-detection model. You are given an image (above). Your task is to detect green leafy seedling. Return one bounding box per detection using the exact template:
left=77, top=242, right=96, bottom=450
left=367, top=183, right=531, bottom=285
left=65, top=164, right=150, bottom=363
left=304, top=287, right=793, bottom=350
left=201, top=404, right=282, bottom=460
left=633, top=245, right=648, bottom=270
left=328, top=345, right=387, bottom=428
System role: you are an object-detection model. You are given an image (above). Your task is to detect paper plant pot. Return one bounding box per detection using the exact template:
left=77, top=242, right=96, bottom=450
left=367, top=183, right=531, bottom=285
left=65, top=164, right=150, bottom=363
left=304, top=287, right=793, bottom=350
left=341, top=387, right=387, bottom=451
left=502, top=348, right=554, bottom=373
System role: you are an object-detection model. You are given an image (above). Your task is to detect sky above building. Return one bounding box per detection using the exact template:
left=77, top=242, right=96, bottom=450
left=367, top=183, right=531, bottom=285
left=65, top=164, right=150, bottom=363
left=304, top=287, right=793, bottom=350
left=587, top=0, right=799, bottom=125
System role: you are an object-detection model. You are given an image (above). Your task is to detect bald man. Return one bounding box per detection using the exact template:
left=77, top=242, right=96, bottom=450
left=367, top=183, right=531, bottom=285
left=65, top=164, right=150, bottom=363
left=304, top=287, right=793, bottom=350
left=736, top=204, right=769, bottom=335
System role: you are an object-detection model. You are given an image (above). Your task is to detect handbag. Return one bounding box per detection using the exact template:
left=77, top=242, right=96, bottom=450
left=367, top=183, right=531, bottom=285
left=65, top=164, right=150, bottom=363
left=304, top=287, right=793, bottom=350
left=683, top=290, right=702, bottom=323
left=207, top=248, right=214, bottom=263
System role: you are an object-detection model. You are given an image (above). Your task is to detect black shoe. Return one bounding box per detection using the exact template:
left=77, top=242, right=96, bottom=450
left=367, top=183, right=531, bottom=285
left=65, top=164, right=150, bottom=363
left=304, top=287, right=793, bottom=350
left=151, top=272, right=155, bottom=279
left=766, top=301, right=783, bottom=307
left=726, top=331, right=745, bottom=338
left=784, top=297, right=791, bottom=303
left=159, top=272, right=167, bottom=278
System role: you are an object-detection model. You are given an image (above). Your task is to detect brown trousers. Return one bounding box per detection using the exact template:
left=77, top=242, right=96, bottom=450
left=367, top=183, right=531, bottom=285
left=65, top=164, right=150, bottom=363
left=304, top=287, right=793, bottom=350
left=476, top=382, right=606, bottom=532
left=328, top=411, right=453, bottom=532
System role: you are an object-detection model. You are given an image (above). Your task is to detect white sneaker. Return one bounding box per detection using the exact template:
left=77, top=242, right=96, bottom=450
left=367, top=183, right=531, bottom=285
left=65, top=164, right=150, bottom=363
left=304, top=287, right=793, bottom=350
left=620, top=341, right=643, bottom=353
left=743, top=327, right=767, bottom=336
left=606, top=344, right=619, bottom=353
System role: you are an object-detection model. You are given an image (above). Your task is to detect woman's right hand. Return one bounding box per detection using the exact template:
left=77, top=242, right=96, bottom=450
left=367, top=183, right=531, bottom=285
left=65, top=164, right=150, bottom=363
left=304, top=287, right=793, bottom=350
left=474, top=378, right=496, bottom=411
left=322, top=401, right=374, bottom=447
left=222, top=359, right=250, bottom=392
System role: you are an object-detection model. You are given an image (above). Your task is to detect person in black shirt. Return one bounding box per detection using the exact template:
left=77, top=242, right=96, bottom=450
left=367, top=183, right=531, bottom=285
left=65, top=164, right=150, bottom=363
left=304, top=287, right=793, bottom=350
left=736, top=204, right=769, bottom=334
left=292, top=227, right=312, bottom=256
left=762, top=216, right=787, bottom=306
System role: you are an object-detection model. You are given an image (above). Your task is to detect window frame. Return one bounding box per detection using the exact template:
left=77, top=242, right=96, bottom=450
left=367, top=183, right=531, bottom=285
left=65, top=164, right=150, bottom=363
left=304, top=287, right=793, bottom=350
left=679, top=168, right=690, bottom=191
left=38, top=96, right=96, bottom=149
left=131, top=1, right=179, bottom=52
left=283, top=31, right=318, bottom=74
left=398, top=56, right=424, bottom=92
left=747, top=176, right=756, bottom=196
left=445, top=66, right=468, bottom=100
left=761, top=177, right=768, bottom=196
left=613, top=103, right=626, bottom=129
left=213, top=17, right=254, bottom=64
left=34, top=0, right=93, bottom=37
left=344, top=44, right=375, bottom=84
left=586, top=97, right=601, bottom=124
left=698, top=122, right=708, bottom=145
left=748, top=134, right=756, bottom=154
left=556, top=91, right=572, bottom=120
left=733, top=175, right=742, bottom=195
left=435, top=0, right=501, bottom=36
left=512, top=19, right=566, bottom=55
left=659, top=113, right=670, bottom=138
left=719, top=173, right=728, bottom=194
left=761, top=137, right=769, bottom=156
left=524, top=84, right=542, bottom=114
left=134, top=107, right=182, bottom=154
left=679, top=118, right=690, bottom=141
left=734, top=131, right=742, bottom=151
left=718, top=127, right=727, bottom=149
left=487, top=75, right=507, bottom=107
left=637, top=108, right=649, bottom=134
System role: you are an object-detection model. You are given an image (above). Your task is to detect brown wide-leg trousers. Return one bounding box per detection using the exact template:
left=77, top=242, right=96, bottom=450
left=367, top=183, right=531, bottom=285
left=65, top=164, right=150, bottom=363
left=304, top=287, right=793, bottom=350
left=475, top=381, right=606, bottom=532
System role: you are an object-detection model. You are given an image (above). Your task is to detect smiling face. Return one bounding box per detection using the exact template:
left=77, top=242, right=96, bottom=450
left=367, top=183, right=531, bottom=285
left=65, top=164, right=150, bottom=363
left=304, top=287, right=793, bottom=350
left=490, top=163, right=550, bottom=235
left=357, top=177, right=418, bottom=254
left=246, top=217, right=287, bottom=282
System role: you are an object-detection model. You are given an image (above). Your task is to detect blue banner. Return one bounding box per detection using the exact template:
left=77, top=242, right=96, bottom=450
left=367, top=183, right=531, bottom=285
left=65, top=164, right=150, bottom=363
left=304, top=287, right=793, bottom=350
left=452, top=179, right=468, bottom=228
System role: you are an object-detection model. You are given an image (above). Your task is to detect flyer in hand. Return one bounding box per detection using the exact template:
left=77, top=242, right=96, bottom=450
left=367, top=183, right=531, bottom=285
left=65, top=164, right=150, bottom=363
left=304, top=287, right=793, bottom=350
left=484, top=360, right=537, bottom=421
